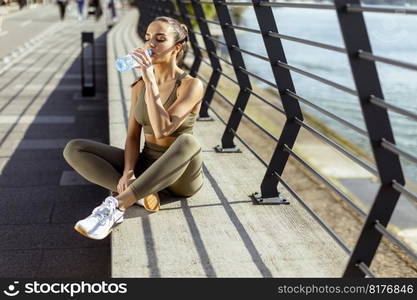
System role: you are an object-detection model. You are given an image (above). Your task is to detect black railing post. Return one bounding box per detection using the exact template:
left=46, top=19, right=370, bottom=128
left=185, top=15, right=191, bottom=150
left=334, top=0, right=405, bottom=277
left=137, top=0, right=166, bottom=38
left=251, top=0, right=303, bottom=204
left=137, top=1, right=153, bottom=38
left=155, top=0, right=170, bottom=17
left=211, top=0, right=250, bottom=153
left=189, top=0, right=222, bottom=120
left=176, top=0, right=203, bottom=78
left=81, top=31, right=96, bottom=97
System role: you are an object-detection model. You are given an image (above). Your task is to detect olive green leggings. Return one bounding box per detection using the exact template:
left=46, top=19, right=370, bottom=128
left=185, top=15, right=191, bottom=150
left=62, top=133, right=204, bottom=200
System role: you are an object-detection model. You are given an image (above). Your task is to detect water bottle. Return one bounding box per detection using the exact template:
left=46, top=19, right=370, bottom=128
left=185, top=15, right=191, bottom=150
left=115, top=49, right=154, bottom=72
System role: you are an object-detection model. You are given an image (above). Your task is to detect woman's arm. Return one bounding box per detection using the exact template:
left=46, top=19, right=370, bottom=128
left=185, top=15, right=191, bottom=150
left=123, top=80, right=143, bottom=174
left=144, top=77, right=204, bottom=139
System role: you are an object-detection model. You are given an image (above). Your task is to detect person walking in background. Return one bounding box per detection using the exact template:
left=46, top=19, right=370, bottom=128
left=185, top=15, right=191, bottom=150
left=56, top=0, right=68, bottom=20
left=0, top=0, right=7, bottom=34
left=88, top=0, right=102, bottom=21
left=76, top=0, right=85, bottom=21
left=17, top=0, right=26, bottom=10
left=108, top=0, right=116, bottom=22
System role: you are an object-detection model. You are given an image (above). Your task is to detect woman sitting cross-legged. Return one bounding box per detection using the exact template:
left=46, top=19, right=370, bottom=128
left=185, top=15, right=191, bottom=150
left=63, top=16, right=205, bottom=240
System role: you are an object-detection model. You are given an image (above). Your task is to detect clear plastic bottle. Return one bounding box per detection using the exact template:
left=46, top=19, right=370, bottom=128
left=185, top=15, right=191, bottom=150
left=115, top=49, right=154, bottom=72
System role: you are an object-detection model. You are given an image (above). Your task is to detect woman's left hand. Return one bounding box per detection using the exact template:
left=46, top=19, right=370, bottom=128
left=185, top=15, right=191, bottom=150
left=132, top=47, right=155, bottom=82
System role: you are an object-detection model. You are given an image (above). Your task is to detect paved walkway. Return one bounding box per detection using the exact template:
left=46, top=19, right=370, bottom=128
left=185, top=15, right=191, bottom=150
left=0, top=12, right=113, bottom=277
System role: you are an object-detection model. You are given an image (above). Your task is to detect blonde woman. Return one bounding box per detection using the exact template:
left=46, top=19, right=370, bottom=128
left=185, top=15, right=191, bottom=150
left=63, top=16, right=205, bottom=240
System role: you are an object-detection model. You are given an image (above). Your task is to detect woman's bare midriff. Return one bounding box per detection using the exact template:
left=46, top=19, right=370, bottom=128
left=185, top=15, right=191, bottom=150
left=144, top=133, right=177, bottom=147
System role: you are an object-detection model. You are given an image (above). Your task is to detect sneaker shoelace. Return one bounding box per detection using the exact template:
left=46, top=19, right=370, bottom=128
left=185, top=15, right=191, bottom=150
left=91, top=198, right=117, bottom=226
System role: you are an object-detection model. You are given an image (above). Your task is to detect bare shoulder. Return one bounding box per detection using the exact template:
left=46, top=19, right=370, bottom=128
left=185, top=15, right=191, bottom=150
left=179, top=75, right=203, bottom=91
left=177, top=75, right=204, bottom=114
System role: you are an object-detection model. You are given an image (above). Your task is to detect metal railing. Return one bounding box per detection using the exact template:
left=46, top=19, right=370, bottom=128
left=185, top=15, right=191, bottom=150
left=135, top=0, right=417, bottom=278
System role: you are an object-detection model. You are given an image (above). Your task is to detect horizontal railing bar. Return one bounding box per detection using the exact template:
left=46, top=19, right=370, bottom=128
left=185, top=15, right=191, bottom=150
left=357, top=262, right=375, bottom=278
left=189, top=28, right=226, bottom=49
left=194, top=72, right=209, bottom=85
left=381, top=139, right=417, bottom=165
left=219, top=1, right=255, bottom=6
left=283, top=145, right=368, bottom=218
left=214, top=88, right=235, bottom=107
left=285, top=90, right=368, bottom=137
left=273, top=172, right=351, bottom=255
left=189, top=51, right=239, bottom=86
left=216, top=68, right=239, bottom=85
left=191, top=47, right=226, bottom=64
left=358, top=50, right=417, bottom=72
left=213, top=51, right=234, bottom=65
left=211, top=0, right=335, bottom=10
left=199, top=34, right=272, bottom=65
left=201, top=96, right=229, bottom=127
left=374, top=220, right=417, bottom=262
left=275, top=60, right=358, bottom=96
left=267, top=31, right=347, bottom=54
left=161, top=7, right=180, bottom=17
left=260, top=1, right=335, bottom=10
left=369, top=95, right=417, bottom=121
left=162, top=7, right=181, bottom=17
left=238, top=66, right=278, bottom=89
left=225, top=22, right=262, bottom=34
left=228, top=127, right=269, bottom=167
left=244, top=87, right=286, bottom=115
left=236, top=107, right=279, bottom=142
left=206, top=35, right=228, bottom=46
left=294, top=117, right=378, bottom=175
left=197, top=47, right=234, bottom=66
left=200, top=55, right=213, bottom=68
left=231, top=44, right=270, bottom=62
left=346, top=3, right=417, bottom=15
left=392, top=180, right=417, bottom=205
left=184, top=13, right=198, bottom=19
left=204, top=19, right=221, bottom=26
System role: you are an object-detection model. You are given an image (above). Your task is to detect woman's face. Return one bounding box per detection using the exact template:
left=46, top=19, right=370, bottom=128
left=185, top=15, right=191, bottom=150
left=144, top=21, right=181, bottom=65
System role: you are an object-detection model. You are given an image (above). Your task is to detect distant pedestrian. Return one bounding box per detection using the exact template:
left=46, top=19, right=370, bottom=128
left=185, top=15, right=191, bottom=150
left=76, top=0, right=85, bottom=21
left=0, top=0, right=7, bottom=33
left=94, top=0, right=103, bottom=21
left=56, top=0, right=68, bottom=21
left=108, top=0, right=116, bottom=22
left=17, top=0, right=26, bottom=10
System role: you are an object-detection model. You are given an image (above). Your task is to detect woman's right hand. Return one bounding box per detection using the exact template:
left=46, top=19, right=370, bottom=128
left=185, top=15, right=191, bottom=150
left=117, top=170, right=136, bottom=194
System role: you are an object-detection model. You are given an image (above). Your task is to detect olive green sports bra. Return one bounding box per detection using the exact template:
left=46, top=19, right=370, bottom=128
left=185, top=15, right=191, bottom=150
left=134, top=71, right=197, bottom=137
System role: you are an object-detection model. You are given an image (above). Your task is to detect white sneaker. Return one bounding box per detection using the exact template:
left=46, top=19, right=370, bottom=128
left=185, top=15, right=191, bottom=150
left=74, top=196, right=125, bottom=240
